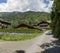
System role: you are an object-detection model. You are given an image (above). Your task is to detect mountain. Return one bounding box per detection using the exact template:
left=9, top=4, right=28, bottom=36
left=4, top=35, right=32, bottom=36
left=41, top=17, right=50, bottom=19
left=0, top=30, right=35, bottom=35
left=0, top=11, right=50, bottom=27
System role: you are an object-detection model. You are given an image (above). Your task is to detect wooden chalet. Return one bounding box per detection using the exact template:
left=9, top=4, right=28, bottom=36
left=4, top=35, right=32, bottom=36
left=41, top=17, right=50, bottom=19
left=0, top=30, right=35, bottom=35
left=37, top=21, right=50, bottom=27
left=0, top=20, right=11, bottom=28
left=15, top=23, right=35, bottom=29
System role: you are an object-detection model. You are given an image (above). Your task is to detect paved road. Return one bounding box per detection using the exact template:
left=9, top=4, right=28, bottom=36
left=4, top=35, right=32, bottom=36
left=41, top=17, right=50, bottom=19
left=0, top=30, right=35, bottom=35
left=0, top=30, right=59, bottom=53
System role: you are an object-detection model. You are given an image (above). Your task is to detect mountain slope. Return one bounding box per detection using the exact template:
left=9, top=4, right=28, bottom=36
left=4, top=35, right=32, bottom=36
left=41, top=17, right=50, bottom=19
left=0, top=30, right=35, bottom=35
left=0, top=11, right=50, bottom=27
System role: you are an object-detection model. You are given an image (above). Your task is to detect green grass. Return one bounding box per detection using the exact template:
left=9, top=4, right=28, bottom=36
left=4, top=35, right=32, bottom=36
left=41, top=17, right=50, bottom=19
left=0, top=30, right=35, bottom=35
left=0, top=28, right=42, bottom=41
left=0, top=33, right=41, bottom=41
left=0, top=28, right=41, bottom=33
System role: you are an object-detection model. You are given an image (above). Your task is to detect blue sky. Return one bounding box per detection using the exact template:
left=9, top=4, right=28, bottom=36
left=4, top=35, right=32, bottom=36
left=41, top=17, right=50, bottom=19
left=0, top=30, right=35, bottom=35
left=44, top=0, right=50, bottom=8
left=0, top=0, right=7, bottom=3
left=0, top=0, right=53, bottom=12
left=44, top=0, right=49, bottom=4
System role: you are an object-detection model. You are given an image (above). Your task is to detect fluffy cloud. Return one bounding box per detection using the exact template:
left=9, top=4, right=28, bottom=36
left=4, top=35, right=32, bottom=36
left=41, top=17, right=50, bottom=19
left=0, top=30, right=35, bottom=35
left=0, top=0, right=53, bottom=12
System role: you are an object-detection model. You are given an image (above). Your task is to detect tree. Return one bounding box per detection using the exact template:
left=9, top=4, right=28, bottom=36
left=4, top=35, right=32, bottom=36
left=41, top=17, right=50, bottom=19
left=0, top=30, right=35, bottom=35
left=51, top=0, right=60, bottom=39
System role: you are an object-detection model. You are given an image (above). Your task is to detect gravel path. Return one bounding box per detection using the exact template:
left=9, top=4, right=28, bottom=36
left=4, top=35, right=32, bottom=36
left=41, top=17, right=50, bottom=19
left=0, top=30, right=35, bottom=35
left=0, top=30, right=59, bottom=53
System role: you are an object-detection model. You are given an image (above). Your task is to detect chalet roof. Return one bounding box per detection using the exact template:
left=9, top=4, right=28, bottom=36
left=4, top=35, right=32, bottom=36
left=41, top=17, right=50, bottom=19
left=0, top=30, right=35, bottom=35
left=37, top=21, right=50, bottom=26
left=15, top=23, right=35, bottom=29
left=0, top=20, right=11, bottom=25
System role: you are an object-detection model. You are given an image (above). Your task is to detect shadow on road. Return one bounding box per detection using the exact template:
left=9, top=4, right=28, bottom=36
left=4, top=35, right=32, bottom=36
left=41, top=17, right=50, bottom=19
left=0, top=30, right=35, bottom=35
left=41, top=47, right=60, bottom=53
left=39, top=40, right=60, bottom=53
left=16, top=50, right=25, bottom=53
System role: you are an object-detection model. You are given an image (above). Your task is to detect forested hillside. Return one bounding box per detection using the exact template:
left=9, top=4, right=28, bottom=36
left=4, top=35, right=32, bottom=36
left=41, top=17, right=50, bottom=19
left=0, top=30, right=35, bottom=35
left=0, top=11, right=50, bottom=27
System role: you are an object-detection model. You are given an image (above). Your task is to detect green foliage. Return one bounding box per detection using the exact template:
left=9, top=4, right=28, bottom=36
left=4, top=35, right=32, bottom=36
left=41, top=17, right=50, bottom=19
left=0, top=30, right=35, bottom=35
left=51, top=0, right=60, bottom=39
left=0, top=28, right=41, bottom=41
left=0, top=11, right=50, bottom=27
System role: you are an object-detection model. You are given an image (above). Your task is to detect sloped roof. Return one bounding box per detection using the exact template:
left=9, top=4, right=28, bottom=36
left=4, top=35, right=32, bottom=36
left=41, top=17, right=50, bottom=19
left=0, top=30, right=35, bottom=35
left=15, top=23, right=35, bottom=29
left=0, top=18, right=11, bottom=25
left=37, top=21, right=50, bottom=26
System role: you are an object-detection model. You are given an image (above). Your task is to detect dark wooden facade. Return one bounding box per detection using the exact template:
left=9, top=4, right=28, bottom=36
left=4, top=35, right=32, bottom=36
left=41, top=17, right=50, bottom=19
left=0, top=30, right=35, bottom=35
left=37, top=21, right=50, bottom=27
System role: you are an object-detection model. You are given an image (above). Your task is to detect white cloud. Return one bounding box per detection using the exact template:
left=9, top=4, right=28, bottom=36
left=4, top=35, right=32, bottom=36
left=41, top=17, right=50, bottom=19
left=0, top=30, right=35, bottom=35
left=42, top=0, right=53, bottom=12
left=0, top=0, right=53, bottom=12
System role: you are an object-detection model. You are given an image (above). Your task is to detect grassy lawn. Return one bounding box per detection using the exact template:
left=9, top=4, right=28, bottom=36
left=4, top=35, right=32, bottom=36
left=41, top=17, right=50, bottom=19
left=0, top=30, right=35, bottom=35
left=0, top=33, right=40, bottom=41
left=0, top=28, right=41, bottom=33
left=0, top=28, right=42, bottom=41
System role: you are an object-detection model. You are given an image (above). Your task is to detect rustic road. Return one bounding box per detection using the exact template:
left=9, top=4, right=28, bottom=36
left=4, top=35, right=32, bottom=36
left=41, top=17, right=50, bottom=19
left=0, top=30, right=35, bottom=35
left=0, top=30, right=59, bottom=53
